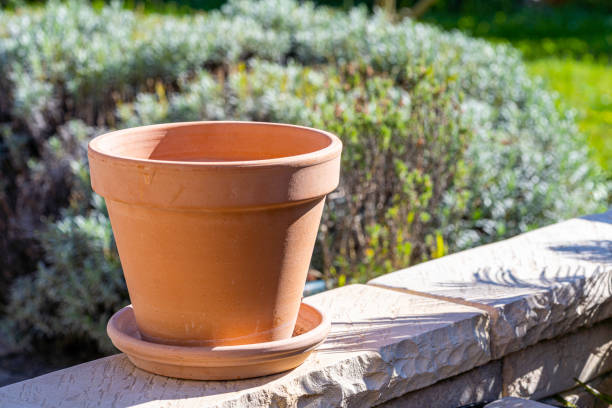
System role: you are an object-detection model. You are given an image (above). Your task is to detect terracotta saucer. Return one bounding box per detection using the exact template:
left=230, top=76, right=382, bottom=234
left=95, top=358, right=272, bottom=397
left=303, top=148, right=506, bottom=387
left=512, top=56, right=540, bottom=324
left=107, top=303, right=330, bottom=380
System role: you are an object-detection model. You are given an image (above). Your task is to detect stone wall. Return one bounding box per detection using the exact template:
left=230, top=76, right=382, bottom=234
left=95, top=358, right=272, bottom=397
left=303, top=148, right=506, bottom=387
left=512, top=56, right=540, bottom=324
left=1, top=210, right=610, bottom=407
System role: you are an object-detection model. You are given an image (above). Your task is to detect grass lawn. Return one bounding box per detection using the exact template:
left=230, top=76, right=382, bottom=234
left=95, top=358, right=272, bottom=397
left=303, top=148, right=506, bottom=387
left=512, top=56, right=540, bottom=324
left=527, top=58, right=612, bottom=172
left=423, top=5, right=612, bottom=176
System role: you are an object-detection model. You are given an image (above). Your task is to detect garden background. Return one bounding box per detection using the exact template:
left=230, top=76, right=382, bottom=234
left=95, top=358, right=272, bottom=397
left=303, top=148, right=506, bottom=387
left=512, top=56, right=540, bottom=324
left=0, top=0, right=610, bottom=385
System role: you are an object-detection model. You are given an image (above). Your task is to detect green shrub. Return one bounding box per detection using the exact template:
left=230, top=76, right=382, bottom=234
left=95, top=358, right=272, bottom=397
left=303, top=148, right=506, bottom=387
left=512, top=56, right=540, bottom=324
left=2, top=208, right=125, bottom=354
left=120, top=60, right=470, bottom=281
left=0, top=119, right=98, bottom=296
left=0, top=120, right=126, bottom=353
left=0, top=0, right=607, bottom=353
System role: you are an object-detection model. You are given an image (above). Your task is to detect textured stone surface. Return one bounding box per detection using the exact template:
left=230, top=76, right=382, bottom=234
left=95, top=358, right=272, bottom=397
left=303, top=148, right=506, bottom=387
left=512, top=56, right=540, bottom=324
left=503, top=320, right=612, bottom=400
left=541, top=371, right=612, bottom=408
left=485, top=397, right=555, bottom=407
left=369, top=211, right=612, bottom=358
left=0, top=284, right=489, bottom=408
left=380, top=361, right=502, bottom=408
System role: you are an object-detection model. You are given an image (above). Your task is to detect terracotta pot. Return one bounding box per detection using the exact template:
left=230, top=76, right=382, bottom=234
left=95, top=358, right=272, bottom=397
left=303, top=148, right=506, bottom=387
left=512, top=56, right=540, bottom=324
left=88, top=121, right=341, bottom=347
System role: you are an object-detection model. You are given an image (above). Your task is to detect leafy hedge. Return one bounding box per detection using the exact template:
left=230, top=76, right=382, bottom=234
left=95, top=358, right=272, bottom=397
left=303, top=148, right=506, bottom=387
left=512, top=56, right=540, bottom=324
left=0, top=0, right=607, bottom=353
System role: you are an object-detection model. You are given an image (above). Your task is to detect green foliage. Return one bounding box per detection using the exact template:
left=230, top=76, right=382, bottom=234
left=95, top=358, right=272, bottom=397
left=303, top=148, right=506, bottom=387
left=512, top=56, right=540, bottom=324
left=121, top=60, right=469, bottom=281
left=0, top=0, right=607, bottom=353
left=528, top=58, right=612, bottom=173
left=422, top=4, right=612, bottom=61
left=0, top=119, right=98, bottom=294
left=0, top=120, right=126, bottom=352
left=419, top=3, right=612, bottom=174
left=1, top=209, right=126, bottom=353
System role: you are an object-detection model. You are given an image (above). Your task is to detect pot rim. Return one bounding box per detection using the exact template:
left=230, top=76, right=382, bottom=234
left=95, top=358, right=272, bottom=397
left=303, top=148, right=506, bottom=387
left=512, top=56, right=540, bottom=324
left=88, top=121, right=342, bottom=169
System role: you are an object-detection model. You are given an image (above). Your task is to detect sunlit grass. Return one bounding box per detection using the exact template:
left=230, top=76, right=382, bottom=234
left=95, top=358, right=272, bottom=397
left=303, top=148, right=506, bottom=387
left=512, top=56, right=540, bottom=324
left=422, top=5, right=612, bottom=176
left=528, top=58, right=612, bottom=173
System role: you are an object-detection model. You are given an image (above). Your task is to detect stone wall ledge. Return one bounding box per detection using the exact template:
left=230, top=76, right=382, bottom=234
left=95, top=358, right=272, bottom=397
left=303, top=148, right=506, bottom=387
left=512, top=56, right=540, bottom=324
left=541, top=370, right=612, bottom=407
left=0, top=210, right=610, bottom=407
left=379, top=319, right=612, bottom=407
left=370, top=210, right=612, bottom=358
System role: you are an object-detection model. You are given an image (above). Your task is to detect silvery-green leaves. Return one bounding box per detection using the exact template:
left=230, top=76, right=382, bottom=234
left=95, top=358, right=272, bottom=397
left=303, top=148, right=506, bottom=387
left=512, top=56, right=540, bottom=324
left=0, top=0, right=607, bottom=354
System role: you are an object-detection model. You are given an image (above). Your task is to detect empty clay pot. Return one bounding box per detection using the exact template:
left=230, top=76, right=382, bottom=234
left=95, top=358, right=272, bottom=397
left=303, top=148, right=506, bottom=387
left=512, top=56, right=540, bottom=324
left=88, top=121, right=341, bottom=347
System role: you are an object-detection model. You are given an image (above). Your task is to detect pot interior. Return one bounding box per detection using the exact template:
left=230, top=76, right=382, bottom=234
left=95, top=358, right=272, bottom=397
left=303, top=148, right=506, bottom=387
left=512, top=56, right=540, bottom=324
left=94, top=122, right=333, bottom=162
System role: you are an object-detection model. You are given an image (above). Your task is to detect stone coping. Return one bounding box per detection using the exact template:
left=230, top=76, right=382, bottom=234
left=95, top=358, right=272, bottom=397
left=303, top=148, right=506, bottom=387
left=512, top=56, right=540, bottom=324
left=541, top=371, right=612, bottom=408
left=0, top=285, right=489, bottom=407
left=370, top=210, right=612, bottom=357
left=0, top=210, right=610, bottom=407
left=502, top=320, right=612, bottom=399
left=380, top=361, right=502, bottom=407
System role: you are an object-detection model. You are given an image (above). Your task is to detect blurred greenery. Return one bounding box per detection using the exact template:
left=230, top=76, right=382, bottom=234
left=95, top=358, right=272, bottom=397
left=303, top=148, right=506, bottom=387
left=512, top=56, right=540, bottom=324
left=7, top=0, right=605, bottom=170
left=424, top=5, right=612, bottom=61
left=528, top=59, right=612, bottom=172
left=0, top=0, right=608, bottom=354
left=419, top=3, right=612, bottom=173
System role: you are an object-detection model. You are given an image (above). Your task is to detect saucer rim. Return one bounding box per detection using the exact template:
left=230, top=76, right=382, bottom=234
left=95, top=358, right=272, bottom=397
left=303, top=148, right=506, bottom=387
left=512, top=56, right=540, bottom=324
left=107, top=302, right=331, bottom=367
